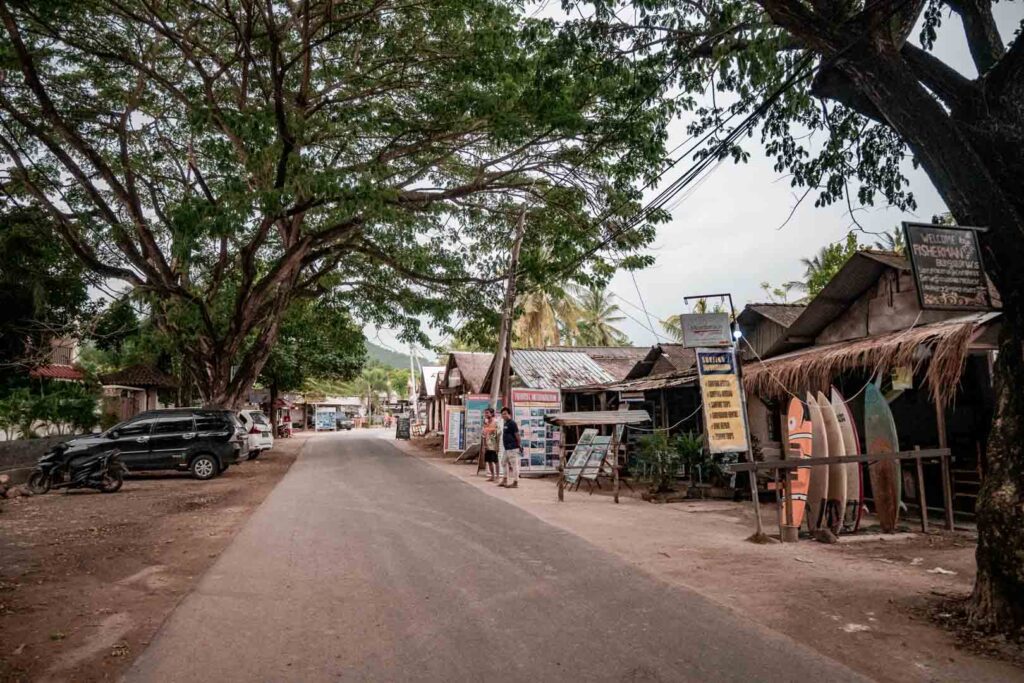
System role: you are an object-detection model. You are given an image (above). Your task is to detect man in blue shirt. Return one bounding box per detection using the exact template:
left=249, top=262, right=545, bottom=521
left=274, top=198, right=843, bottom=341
left=499, top=407, right=521, bottom=488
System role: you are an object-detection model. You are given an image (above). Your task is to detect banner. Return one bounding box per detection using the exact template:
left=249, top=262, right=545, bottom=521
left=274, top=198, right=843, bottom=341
left=464, top=394, right=500, bottom=451
left=904, top=222, right=992, bottom=310
left=510, top=387, right=561, bottom=472
left=696, top=348, right=750, bottom=454
left=681, top=312, right=733, bottom=348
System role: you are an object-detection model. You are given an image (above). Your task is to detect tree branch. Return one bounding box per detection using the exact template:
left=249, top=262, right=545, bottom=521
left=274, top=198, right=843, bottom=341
left=901, top=42, right=977, bottom=112
left=944, top=0, right=1004, bottom=74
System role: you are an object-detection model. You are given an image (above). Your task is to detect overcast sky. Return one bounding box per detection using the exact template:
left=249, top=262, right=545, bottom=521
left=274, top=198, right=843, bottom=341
left=372, top=3, right=1023, bottom=357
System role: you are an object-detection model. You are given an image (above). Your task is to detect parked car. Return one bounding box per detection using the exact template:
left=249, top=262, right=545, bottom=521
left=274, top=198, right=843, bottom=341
left=238, top=409, right=274, bottom=458
left=46, top=409, right=246, bottom=480
left=336, top=416, right=354, bottom=431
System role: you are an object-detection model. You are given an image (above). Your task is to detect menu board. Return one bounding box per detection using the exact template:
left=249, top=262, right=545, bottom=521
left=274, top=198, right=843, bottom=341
left=564, top=429, right=598, bottom=484
left=904, top=222, right=992, bottom=310
left=510, top=388, right=561, bottom=472
left=395, top=416, right=411, bottom=440
left=696, top=348, right=750, bottom=454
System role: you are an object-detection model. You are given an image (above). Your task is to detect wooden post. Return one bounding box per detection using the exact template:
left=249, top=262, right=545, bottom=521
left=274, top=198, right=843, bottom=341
left=557, top=441, right=566, bottom=502
left=914, top=446, right=928, bottom=533
left=778, top=406, right=795, bottom=540
left=748, top=463, right=765, bottom=537
left=611, top=425, right=621, bottom=504
left=935, top=400, right=955, bottom=530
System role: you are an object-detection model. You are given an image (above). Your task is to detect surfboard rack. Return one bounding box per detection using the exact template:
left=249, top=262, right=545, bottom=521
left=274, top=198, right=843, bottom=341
left=729, top=447, right=954, bottom=539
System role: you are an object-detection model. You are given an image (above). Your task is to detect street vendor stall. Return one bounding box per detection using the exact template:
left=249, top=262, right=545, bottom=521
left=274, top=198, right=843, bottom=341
left=544, top=410, right=651, bottom=504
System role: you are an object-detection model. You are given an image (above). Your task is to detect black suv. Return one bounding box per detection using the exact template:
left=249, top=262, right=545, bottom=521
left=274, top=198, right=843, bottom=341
left=50, top=409, right=246, bottom=480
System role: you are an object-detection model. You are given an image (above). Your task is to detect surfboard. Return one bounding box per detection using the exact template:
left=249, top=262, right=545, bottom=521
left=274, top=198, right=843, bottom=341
left=784, top=397, right=813, bottom=529
left=818, top=390, right=847, bottom=535
left=805, top=393, right=830, bottom=532
left=864, top=382, right=900, bottom=532
left=831, top=387, right=864, bottom=532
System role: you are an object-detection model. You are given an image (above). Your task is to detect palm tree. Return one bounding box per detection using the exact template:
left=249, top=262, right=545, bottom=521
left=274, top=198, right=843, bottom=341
left=572, top=285, right=628, bottom=346
left=873, top=227, right=906, bottom=255
left=514, top=285, right=580, bottom=347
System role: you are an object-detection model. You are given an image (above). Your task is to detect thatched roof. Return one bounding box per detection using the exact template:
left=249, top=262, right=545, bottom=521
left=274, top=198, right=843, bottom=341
left=742, top=313, right=999, bottom=405
left=447, top=352, right=493, bottom=394
left=742, top=303, right=807, bottom=327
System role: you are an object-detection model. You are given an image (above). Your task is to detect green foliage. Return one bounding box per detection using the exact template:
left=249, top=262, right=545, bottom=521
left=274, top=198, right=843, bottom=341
left=0, top=207, right=93, bottom=386
left=636, top=432, right=682, bottom=493
left=260, top=297, right=366, bottom=394
left=0, top=1, right=674, bottom=403
left=0, top=382, right=100, bottom=438
left=799, top=232, right=861, bottom=297
left=673, top=432, right=725, bottom=485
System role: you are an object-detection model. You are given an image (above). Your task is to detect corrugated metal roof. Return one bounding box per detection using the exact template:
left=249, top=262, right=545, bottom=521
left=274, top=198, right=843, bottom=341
left=544, top=410, right=651, bottom=426
left=545, top=345, right=652, bottom=381
left=742, top=303, right=807, bottom=327
left=509, top=349, right=614, bottom=389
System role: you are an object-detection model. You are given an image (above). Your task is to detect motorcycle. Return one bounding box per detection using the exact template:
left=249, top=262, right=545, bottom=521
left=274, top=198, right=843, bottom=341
left=276, top=423, right=292, bottom=439
left=27, top=448, right=128, bottom=495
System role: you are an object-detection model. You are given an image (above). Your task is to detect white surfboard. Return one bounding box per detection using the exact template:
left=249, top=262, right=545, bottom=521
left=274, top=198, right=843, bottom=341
left=831, top=387, right=863, bottom=532
left=805, top=393, right=830, bottom=532
left=818, top=390, right=847, bottom=535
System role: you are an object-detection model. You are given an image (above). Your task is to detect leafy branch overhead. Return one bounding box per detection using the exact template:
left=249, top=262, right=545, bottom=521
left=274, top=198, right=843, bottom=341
left=0, top=0, right=674, bottom=405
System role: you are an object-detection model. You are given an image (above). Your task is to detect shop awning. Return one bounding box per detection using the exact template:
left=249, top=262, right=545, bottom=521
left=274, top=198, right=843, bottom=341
left=544, top=410, right=651, bottom=427
left=742, top=312, right=1000, bottom=405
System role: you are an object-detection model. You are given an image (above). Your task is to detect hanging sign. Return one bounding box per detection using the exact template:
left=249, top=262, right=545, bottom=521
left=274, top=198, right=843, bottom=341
left=696, top=348, right=750, bottom=454
left=904, top=222, right=992, bottom=311
left=681, top=312, right=733, bottom=348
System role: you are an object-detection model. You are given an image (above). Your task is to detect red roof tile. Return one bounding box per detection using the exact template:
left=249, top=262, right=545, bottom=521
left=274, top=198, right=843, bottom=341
left=30, top=365, right=86, bottom=381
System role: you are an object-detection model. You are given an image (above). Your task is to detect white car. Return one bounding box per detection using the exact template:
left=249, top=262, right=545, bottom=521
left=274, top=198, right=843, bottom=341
left=238, top=409, right=274, bottom=459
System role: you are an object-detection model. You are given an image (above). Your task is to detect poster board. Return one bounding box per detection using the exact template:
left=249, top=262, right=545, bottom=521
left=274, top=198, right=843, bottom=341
left=904, top=222, right=992, bottom=311
left=443, top=405, right=465, bottom=452
left=563, top=429, right=598, bottom=485
left=314, top=407, right=336, bottom=431
left=696, top=348, right=750, bottom=454
left=395, top=416, right=411, bottom=440
left=511, top=388, right=562, bottom=472
left=464, top=394, right=501, bottom=451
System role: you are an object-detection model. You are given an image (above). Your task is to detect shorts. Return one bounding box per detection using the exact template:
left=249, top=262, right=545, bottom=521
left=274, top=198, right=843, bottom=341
left=484, top=450, right=499, bottom=464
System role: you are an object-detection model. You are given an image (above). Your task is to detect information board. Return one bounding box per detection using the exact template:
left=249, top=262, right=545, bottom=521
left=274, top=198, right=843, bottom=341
left=696, top=348, right=750, bottom=454
left=563, top=429, right=597, bottom=485
left=904, top=222, right=992, bottom=310
left=681, top=312, right=733, bottom=348
left=443, top=405, right=464, bottom=452
left=510, top=388, right=561, bottom=472
left=464, top=394, right=500, bottom=451
left=314, top=408, right=336, bottom=431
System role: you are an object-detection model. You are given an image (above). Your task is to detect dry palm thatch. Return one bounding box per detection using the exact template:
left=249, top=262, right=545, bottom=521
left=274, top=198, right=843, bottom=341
left=743, top=317, right=988, bottom=406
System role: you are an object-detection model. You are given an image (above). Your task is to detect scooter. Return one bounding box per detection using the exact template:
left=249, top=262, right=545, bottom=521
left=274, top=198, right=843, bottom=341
left=276, top=423, right=293, bottom=439
left=27, top=448, right=127, bottom=494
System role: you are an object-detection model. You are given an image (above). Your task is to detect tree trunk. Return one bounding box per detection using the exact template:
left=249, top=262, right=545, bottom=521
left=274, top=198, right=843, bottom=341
left=269, top=382, right=280, bottom=433
left=969, top=300, right=1024, bottom=630
left=821, top=46, right=1024, bottom=630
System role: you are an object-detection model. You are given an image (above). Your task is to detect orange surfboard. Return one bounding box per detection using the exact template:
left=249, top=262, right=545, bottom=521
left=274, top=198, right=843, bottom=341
left=784, top=398, right=813, bottom=528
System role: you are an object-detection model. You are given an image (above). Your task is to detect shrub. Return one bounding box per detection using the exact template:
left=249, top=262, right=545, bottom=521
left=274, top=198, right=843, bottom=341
left=636, top=432, right=682, bottom=493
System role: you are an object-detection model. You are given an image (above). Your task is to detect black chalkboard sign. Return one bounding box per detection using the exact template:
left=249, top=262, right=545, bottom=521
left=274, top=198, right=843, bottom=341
left=904, top=222, right=992, bottom=311
left=396, top=416, right=411, bottom=440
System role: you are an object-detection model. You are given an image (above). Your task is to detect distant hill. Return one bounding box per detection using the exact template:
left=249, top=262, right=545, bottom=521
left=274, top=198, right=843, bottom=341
left=365, top=341, right=439, bottom=370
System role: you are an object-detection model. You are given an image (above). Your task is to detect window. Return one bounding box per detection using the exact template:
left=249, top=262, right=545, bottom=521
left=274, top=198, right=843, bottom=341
left=117, top=419, right=154, bottom=437
left=250, top=412, right=268, bottom=425
left=154, top=417, right=195, bottom=435
left=195, top=414, right=229, bottom=432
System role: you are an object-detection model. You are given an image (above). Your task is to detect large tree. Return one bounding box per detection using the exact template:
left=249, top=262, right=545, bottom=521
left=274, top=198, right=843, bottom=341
left=0, top=0, right=671, bottom=407
left=577, top=0, right=1023, bottom=629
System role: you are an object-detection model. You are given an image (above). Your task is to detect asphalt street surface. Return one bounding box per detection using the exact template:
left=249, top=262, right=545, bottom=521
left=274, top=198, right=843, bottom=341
left=127, top=431, right=865, bottom=682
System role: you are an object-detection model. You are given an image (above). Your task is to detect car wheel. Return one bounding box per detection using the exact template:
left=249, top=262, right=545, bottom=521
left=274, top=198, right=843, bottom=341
left=248, top=450, right=260, bottom=460
left=190, top=454, right=219, bottom=480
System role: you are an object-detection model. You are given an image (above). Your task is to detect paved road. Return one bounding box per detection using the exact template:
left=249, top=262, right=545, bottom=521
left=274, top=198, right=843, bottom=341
left=127, top=431, right=864, bottom=682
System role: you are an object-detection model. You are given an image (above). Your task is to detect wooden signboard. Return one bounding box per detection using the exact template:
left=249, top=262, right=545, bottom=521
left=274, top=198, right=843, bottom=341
left=904, top=222, right=992, bottom=311
left=696, top=348, right=750, bottom=454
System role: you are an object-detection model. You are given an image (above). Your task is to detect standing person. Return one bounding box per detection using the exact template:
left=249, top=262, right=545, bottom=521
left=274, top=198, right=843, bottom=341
left=499, top=406, right=521, bottom=488
left=481, top=408, right=501, bottom=481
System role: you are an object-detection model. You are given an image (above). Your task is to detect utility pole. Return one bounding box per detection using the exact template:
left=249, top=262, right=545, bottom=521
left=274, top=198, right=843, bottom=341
left=479, top=209, right=526, bottom=472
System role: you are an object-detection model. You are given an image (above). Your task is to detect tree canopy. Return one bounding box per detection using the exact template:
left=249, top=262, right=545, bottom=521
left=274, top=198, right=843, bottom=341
left=0, top=0, right=674, bottom=406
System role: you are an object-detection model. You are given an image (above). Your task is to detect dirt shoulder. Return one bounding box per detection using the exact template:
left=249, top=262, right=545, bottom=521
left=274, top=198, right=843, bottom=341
left=0, top=433, right=306, bottom=682
left=393, top=434, right=1022, bottom=683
